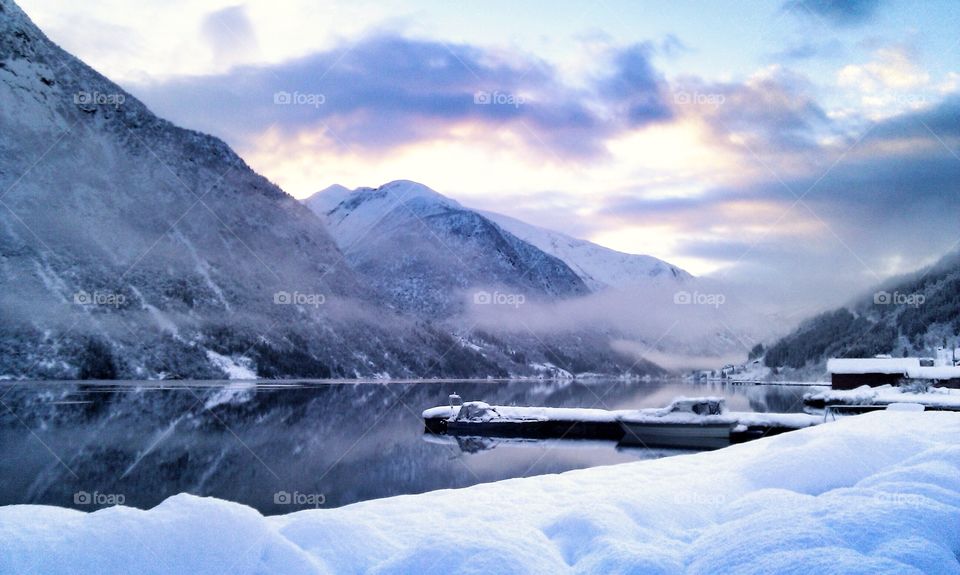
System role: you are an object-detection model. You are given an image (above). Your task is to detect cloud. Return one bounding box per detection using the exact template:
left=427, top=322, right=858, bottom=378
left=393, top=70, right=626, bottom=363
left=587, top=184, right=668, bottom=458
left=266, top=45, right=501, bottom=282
left=870, top=93, right=960, bottom=140
left=591, top=94, right=960, bottom=311
left=657, top=34, right=688, bottom=58
left=127, top=25, right=958, bottom=316
left=201, top=5, right=259, bottom=67
left=599, top=43, right=673, bottom=127
left=784, top=0, right=883, bottom=26
left=672, top=67, right=832, bottom=155
left=771, top=39, right=845, bottom=61
left=838, top=47, right=930, bottom=92
left=132, top=35, right=670, bottom=161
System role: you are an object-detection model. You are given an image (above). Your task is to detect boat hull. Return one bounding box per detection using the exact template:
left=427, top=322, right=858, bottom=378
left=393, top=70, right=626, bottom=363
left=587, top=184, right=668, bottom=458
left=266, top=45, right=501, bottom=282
left=619, top=421, right=733, bottom=449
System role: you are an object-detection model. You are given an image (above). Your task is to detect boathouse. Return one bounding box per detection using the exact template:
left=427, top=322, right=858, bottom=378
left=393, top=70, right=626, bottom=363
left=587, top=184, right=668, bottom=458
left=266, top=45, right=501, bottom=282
left=827, top=358, right=913, bottom=389
left=828, top=357, right=960, bottom=389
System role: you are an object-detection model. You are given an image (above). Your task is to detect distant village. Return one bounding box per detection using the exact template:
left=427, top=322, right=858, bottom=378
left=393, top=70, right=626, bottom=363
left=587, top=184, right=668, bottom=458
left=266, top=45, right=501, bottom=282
left=695, top=345, right=960, bottom=390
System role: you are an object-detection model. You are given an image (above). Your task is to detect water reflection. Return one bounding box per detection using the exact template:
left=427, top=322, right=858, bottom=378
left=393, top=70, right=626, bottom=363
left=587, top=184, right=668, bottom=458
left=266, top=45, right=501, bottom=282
left=0, top=379, right=818, bottom=514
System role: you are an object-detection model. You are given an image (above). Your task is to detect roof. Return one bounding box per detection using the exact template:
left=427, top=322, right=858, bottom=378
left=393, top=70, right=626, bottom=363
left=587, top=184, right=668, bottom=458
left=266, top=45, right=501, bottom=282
left=910, top=366, right=960, bottom=380
left=828, top=358, right=960, bottom=379
left=827, top=358, right=919, bottom=375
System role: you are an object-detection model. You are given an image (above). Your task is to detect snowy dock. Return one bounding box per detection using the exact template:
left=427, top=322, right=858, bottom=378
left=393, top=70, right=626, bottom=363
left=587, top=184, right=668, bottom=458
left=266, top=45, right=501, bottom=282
left=804, top=384, right=960, bottom=411
left=423, top=398, right=824, bottom=449
left=422, top=403, right=626, bottom=440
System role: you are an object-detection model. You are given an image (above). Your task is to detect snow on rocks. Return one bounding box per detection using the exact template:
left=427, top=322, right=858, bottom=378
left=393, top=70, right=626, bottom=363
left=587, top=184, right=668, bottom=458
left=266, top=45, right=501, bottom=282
left=204, top=350, right=258, bottom=381
left=1, top=411, right=958, bottom=574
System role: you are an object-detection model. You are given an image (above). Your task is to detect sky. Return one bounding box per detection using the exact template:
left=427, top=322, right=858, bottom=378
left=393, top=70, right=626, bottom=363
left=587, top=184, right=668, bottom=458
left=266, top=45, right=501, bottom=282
left=18, top=0, right=960, bottom=314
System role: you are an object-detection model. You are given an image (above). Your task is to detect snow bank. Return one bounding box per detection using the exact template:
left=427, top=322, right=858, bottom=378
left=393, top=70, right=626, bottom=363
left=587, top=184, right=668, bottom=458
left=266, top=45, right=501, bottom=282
left=2, top=412, right=959, bottom=574
left=730, top=411, right=822, bottom=429
left=807, top=384, right=960, bottom=409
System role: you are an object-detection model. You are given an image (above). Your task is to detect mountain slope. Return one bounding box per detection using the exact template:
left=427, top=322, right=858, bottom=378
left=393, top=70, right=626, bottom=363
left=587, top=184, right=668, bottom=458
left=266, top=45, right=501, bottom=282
left=304, top=180, right=590, bottom=316
left=480, top=211, right=690, bottom=290
left=763, top=250, right=960, bottom=373
left=0, top=0, right=522, bottom=379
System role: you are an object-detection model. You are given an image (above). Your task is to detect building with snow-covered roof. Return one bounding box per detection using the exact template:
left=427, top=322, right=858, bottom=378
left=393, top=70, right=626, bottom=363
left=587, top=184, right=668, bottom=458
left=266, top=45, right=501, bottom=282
left=828, top=357, right=960, bottom=389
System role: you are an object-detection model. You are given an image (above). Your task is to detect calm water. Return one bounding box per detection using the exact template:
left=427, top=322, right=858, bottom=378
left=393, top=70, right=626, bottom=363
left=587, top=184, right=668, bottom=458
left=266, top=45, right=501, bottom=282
left=0, top=379, right=819, bottom=514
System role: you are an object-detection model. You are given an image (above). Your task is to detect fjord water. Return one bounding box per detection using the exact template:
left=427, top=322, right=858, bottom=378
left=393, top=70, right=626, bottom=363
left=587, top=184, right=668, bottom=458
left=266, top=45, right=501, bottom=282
left=0, top=379, right=816, bottom=514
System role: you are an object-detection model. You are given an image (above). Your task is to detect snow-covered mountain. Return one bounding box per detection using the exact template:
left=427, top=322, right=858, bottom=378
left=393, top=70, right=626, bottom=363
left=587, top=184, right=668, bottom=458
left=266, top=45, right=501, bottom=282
left=0, top=0, right=771, bottom=378
left=0, top=1, right=664, bottom=379
left=306, top=181, right=780, bottom=369
left=481, top=211, right=691, bottom=290
left=307, top=181, right=690, bottom=296
left=304, top=180, right=590, bottom=316
left=762, top=248, right=960, bottom=376
left=0, top=0, right=537, bottom=380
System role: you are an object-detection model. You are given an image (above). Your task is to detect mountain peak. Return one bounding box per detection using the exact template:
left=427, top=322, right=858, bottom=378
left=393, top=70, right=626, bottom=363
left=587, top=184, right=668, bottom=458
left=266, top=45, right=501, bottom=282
left=321, top=183, right=352, bottom=195
left=307, top=180, right=460, bottom=212
left=368, top=180, right=459, bottom=206
left=304, top=184, right=353, bottom=214
left=307, top=180, right=462, bottom=225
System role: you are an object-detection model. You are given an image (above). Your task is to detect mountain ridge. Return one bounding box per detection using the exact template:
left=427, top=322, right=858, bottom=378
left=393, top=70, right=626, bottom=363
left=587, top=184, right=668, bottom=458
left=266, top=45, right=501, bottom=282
left=479, top=209, right=691, bottom=291
left=305, top=180, right=691, bottom=293
left=304, top=180, right=591, bottom=316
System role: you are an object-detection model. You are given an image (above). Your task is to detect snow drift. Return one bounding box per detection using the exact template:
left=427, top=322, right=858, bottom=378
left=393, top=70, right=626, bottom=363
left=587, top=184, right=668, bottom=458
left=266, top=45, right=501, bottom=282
left=1, top=411, right=958, bottom=574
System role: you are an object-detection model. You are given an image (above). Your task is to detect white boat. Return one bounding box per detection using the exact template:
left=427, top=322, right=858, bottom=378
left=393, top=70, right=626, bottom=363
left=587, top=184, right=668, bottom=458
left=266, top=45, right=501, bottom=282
left=618, top=397, right=734, bottom=449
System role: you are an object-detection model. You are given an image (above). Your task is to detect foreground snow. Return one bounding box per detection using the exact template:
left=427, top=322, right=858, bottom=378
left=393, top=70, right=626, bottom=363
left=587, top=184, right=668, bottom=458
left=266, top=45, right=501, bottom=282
left=1, top=411, right=958, bottom=574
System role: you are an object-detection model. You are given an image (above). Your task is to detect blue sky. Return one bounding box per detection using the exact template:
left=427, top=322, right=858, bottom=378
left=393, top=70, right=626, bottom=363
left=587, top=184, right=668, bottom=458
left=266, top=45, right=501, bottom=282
left=19, top=0, right=960, bottom=313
